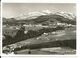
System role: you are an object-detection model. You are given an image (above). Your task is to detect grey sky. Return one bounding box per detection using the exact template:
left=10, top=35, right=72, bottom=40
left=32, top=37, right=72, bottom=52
left=3, top=3, right=76, bottom=18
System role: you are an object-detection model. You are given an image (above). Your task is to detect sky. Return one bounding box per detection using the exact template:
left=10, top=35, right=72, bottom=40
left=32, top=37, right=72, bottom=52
left=3, top=3, right=76, bottom=18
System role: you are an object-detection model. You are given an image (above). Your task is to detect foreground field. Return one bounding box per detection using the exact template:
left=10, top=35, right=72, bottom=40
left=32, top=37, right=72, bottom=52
left=3, top=29, right=76, bottom=54
left=15, top=47, right=76, bottom=54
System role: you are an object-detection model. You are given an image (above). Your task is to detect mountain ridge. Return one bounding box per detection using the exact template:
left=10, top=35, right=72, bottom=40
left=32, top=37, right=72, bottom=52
left=3, top=11, right=76, bottom=25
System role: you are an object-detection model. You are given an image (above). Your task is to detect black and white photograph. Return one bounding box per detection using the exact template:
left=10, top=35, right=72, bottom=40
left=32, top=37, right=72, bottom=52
left=2, top=3, right=76, bottom=55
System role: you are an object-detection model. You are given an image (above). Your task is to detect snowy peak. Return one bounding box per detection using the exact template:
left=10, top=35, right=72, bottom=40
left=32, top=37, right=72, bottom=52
left=16, top=10, right=75, bottom=20
left=16, top=11, right=47, bottom=20
left=28, top=11, right=46, bottom=16
left=42, top=10, right=52, bottom=14
left=55, top=12, right=75, bottom=20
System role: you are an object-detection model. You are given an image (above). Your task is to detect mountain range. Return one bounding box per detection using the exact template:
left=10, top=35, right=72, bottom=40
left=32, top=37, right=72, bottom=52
left=3, top=10, right=76, bottom=25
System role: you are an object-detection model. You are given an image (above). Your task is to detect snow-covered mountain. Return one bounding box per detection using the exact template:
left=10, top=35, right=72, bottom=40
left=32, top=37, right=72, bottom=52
left=16, top=10, right=75, bottom=20
left=55, top=12, right=75, bottom=20
left=3, top=10, right=76, bottom=25
left=16, top=10, right=51, bottom=20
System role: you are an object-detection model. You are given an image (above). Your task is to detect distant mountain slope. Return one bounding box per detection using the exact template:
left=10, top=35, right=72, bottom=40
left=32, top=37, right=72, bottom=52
left=32, top=14, right=76, bottom=25
left=16, top=14, right=76, bottom=25
left=3, top=11, right=76, bottom=25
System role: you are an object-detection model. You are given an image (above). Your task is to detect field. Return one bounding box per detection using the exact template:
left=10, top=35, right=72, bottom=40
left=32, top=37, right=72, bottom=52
left=3, top=27, right=76, bottom=54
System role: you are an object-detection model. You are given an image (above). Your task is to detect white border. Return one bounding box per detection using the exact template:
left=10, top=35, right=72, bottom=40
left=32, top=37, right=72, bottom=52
left=77, top=3, right=80, bottom=56
left=1, top=55, right=77, bottom=58
left=2, top=0, right=76, bottom=3
left=1, top=0, right=80, bottom=57
left=1, top=3, right=77, bottom=56
left=0, top=0, right=2, bottom=56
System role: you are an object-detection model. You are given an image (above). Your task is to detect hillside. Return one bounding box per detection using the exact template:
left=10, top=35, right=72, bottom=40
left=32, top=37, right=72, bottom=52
left=3, top=12, right=76, bottom=25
